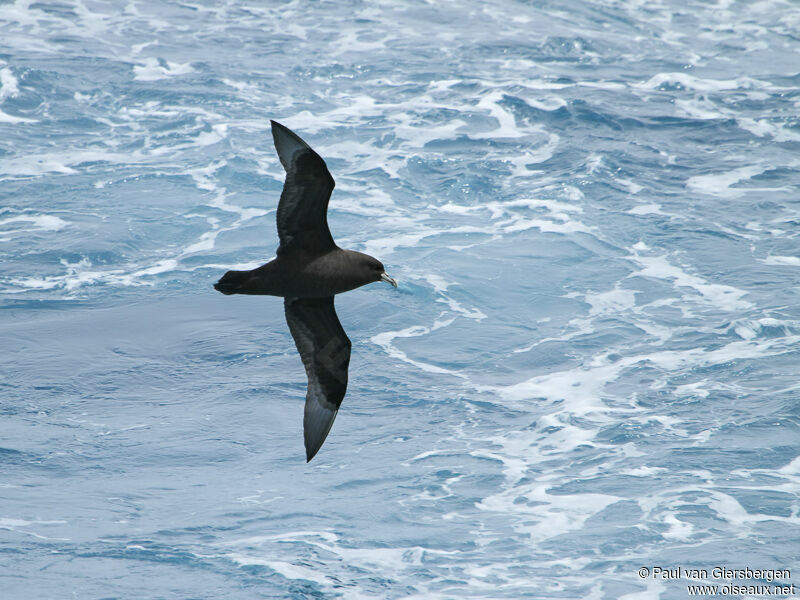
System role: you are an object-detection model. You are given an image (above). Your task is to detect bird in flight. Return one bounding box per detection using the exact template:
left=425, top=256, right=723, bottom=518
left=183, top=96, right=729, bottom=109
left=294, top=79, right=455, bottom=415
left=214, top=121, right=397, bottom=462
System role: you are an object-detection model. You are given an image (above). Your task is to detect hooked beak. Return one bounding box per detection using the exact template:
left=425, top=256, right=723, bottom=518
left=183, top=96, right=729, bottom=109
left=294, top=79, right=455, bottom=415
left=380, top=272, right=398, bottom=288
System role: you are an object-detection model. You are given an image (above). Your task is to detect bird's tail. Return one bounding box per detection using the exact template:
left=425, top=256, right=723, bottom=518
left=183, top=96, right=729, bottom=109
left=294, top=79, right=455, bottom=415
left=213, top=270, right=250, bottom=295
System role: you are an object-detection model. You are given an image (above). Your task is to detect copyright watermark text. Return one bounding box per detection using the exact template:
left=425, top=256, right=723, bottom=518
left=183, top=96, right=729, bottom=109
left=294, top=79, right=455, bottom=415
left=637, top=567, right=795, bottom=596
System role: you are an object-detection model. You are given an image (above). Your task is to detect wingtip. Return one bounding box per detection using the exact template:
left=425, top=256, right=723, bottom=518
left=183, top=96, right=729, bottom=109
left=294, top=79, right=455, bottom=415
left=305, top=442, right=325, bottom=463
left=303, top=399, right=339, bottom=463
left=305, top=437, right=317, bottom=463
left=270, top=119, right=314, bottom=171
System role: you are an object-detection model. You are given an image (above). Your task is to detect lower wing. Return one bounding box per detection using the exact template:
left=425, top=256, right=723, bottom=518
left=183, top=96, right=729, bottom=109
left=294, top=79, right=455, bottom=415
left=284, top=296, right=352, bottom=462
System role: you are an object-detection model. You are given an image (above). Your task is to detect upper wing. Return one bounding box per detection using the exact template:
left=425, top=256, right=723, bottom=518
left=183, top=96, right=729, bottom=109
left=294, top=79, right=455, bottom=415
left=284, top=296, right=352, bottom=462
left=271, top=120, right=336, bottom=256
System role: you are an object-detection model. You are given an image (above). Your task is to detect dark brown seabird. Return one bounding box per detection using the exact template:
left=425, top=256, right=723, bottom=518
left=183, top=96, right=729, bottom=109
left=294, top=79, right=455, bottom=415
left=214, top=121, right=397, bottom=462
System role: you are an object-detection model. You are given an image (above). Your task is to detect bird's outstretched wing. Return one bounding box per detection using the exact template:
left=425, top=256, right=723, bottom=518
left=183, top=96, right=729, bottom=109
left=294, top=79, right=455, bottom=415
left=271, top=120, right=336, bottom=256
left=284, top=296, right=351, bottom=462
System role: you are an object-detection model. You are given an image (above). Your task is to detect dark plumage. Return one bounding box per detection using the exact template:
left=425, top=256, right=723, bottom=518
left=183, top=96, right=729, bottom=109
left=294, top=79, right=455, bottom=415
left=214, top=121, right=397, bottom=462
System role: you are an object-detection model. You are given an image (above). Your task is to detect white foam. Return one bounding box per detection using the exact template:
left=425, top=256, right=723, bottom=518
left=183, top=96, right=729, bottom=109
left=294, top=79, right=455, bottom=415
left=222, top=78, right=262, bottom=101
left=0, top=66, right=20, bottom=100
left=508, top=131, right=560, bottom=176
left=116, top=103, right=224, bottom=122
left=371, top=324, right=466, bottom=378
left=474, top=90, right=524, bottom=139
left=686, top=165, right=767, bottom=198
left=193, top=123, right=228, bottom=147
left=675, top=97, right=728, bottom=120
left=490, top=333, right=798, bottom=420
left=761, top=255, right=800, bottom=266
left=734, top=320, right=759, bottom=340
left=427, top=79, right=460, bottom=92
left=133, top=57, right=194, bottom=81
left=127, top=258, right=178, bottom=280
left=183, top=225, right=219, bottom=254
left=480, top=485, right=620, bottom=543
left=424, top=274, right=453, bottom=293
left=624, top=466, right=668, bottom=477
left=217, top=530, right=338, bottom=548
left=737, top=118, right=800, bottom=142
left=438, top=295, right=487, bottom=321
left=0, top=150, right=137, bottom=178
left=778, top=456, right=800, bottom=475
left=221, top=530, right=451, bottom=595
left=228, top=555, right=331, bottom=586
left=332, top=31, right=387, bottom=55
left=527, top=96, right=567, bottom=111
left=512, top=312, right=597, bottom=354
left=361, top=230, right=430, bottom=258
left=4, top=157, right=273, bottom=291
left=130, top=40, right=156, bottom=56
left=586, top=286, right=638, bottom=315
left=0, top=108, right=36, bottom=124
left=617, top=178, right=643, bottom=194
left=0, top=517, right=69, bottom=540
left=482, top=359, right=621, bottom=414
left=577, top=80, right=628, bottom=91
left=635, top=72, right=769, bottom=92
left=393, top=118, right=467, bottom=146
left=652, top=336, right=798, bottom=372
left=708, top=490, right=800, bottom=528
left=520, top=78, right=573, bottom=90
left=628, top=249, right=752, bottom=311
left=6, top=255, right=182, bottom=293
left=0, top=64, right=36, bottom=122
left=323, top=137, right=405, bottom=179
left=633, top=318, right=674, bottom=344
left=472, top=429, right=623, bottom=543
left=628, top=203, right=665, bottom=215
left=510, top=197, right=583, bottom=213
left=674, top=380, right=711, bottom=398
left=0, top=517, right=66, bottom=528
left=188, top=160, right=225, bottom=192
left=0, top=213, right=68, bottom=239
left=502, top=216, right=590, bottom=235
left=435, top=196, right=587, bottom=239
left=0, top=154, right=77, bottom=176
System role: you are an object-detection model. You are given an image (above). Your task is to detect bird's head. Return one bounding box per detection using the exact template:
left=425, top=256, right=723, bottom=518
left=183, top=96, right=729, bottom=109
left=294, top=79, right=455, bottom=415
left=357, top=253, right=397, bottom=288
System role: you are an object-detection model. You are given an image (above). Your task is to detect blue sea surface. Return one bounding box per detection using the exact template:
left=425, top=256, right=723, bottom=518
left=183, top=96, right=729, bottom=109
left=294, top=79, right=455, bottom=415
left=2, top=1, right=800, bottom=598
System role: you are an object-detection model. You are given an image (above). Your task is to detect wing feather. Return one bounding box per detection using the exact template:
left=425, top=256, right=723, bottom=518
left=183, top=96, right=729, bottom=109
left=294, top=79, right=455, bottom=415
left=284, top=296, right=351, bottom=462
left=271, top=121, right=336, bottom=256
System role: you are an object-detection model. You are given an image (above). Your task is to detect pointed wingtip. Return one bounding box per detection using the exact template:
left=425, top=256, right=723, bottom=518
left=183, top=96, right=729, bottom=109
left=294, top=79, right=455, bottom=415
left=304, top=397, right=339, bottom=463
left=271, top=120, right=314, bottom=172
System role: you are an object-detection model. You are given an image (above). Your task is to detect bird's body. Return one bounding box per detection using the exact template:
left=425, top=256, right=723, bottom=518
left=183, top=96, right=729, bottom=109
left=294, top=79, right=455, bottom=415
left=214, top=121, right=396, bottom=462
left=215, top=248, right=385, bottom=298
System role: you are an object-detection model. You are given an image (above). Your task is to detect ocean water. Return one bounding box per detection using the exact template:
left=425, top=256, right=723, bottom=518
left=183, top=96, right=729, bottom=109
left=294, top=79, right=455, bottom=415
left=2, top=0, right=800, bottom=598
